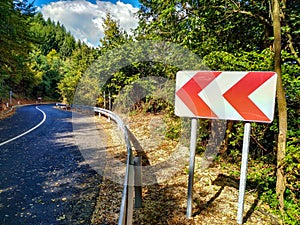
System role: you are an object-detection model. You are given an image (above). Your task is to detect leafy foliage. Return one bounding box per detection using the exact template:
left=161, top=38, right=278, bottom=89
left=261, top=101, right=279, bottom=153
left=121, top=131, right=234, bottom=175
left=137, top=0, right=274, bottom=56
left=58, top=43, right=96, bottom=104
left=1, top=0, right=299, bottom=223
left=135, top=1, right=299, bottom=221
left=0, top=2, right=95, bottom=102
left=0, top=0, right=35, bottom=101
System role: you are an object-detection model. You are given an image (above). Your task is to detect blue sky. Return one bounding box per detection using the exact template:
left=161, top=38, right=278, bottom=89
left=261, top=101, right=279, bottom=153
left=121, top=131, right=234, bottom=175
left=34, top=0, right=141, bottom=47
left=34, top=0, right=141, bottom=8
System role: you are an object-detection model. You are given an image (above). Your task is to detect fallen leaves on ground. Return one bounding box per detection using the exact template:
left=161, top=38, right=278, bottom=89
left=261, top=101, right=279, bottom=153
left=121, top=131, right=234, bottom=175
left=91, top=113, right=280, bottom=225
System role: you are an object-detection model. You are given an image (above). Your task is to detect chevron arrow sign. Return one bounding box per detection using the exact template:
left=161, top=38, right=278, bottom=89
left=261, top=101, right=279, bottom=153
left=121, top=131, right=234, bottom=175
left=175, top=71, right=277, bottom=123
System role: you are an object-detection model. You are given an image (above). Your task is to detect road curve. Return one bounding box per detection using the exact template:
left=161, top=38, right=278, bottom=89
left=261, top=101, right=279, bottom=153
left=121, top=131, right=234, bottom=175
left=0, top=104, right=101, bottom=225
left=0, top=106, right=46, bottom=147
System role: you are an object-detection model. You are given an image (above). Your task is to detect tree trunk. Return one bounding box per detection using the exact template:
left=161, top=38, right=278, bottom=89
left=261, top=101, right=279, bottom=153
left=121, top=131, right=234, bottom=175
left=279, top=1, right=300, bottom=65
left=272, top=0, right=287, bottom=212
left=220, top=121, right=234, bottom=154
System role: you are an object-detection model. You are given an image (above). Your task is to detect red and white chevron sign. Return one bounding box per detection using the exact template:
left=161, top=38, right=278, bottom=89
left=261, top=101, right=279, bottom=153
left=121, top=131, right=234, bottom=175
left=175, top=71, right=277, bottom=123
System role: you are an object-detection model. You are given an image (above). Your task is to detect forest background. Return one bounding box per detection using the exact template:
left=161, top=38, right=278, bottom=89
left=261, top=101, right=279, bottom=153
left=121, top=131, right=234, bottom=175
left=0, top=0, right=299, bottom=224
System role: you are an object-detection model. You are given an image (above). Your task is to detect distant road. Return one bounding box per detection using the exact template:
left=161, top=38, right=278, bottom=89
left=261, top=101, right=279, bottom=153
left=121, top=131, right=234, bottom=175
left=0, top=104, right=101, bottom=225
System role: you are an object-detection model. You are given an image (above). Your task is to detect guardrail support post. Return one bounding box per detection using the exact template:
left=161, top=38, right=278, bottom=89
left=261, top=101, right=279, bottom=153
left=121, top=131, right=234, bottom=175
left=134, top=156, right=142, bottom=208
left=109, top=91, right=112, bottom=111
left=103, top=92, right=106, bottom=109
left=126, top=162, right=134, bottom=225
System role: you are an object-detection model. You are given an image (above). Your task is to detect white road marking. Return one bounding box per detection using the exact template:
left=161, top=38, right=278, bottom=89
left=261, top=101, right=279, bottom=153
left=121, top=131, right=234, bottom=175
left=0, top=106, right=47, bottom=147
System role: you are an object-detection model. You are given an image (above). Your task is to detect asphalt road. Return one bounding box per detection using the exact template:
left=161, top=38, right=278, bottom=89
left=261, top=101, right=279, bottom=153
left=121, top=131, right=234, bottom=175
left=0, top=104, right=101, bottom=225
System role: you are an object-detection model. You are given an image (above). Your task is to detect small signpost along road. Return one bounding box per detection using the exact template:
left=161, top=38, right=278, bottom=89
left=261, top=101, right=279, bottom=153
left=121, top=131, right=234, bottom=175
left=175, top=71, right=277, bottom=224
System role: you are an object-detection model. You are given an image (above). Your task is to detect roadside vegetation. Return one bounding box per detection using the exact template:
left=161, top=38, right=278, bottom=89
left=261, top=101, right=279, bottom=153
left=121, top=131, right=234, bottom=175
left=1, top=0, right=299, bottom=224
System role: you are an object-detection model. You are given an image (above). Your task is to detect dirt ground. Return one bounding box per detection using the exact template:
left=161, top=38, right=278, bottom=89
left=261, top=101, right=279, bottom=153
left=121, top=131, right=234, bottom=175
left=0, top=99, right=35, bottom=119
left=0, top=98, right=56, bottom=120
left=91, top=113, right=281, bottom=225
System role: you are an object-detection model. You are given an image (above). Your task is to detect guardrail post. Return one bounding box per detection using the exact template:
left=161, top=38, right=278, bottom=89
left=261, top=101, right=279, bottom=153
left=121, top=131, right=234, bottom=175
left=134, top=156, right=142, bottom=208
left=126, top=162, right=134, bottom=225
left=109, top=91, right=112, bottom=111
left=103, top=92, right=106, bottom=109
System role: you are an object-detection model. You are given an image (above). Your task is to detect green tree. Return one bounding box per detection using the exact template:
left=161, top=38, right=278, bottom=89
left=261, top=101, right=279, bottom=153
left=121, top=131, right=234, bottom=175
left=137, top=0, right=300, bottom=57
left=58, top=43, right=96, bottom=104
left=29, top=14, right=83, bottom=99
left=100, top=13, right=128, bottom=50
left=135, top=0, right=299, bottom=222
left=30, top=49, right=62, bottom=99
left=136, top=0, right=272, bottom=56
left=0, top=0, right=35, bottom=100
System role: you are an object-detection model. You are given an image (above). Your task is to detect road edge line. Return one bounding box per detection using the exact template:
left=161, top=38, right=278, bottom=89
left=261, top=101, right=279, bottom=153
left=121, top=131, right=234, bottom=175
left=0, top=106, right=47, bottom=147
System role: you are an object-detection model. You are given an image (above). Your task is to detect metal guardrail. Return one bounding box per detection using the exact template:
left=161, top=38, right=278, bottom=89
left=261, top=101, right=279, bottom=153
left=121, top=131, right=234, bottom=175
left=72, top=105, right=139, bottom=225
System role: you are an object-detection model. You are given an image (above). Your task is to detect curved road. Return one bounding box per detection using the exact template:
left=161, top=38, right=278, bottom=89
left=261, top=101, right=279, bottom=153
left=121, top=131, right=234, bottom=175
left=0, top=104, right=101, bottom=225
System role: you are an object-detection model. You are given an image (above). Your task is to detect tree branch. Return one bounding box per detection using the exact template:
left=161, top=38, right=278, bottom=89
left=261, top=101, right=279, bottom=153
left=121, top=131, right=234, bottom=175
left=231, top=9, right=271, bottom=26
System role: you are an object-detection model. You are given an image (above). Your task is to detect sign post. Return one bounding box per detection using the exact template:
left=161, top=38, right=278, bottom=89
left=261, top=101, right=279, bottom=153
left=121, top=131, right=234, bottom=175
left=186, top=118, right=198, bottom=218
left=9, top=90, right=12, bottom=105
left=237, top=122, right=251, bottom=224
left=175, top=71, right=277, bottom=223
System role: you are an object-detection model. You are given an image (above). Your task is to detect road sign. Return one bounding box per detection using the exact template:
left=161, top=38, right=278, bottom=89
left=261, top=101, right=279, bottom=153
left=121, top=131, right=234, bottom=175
left=175, top=71, right=277, bottom=123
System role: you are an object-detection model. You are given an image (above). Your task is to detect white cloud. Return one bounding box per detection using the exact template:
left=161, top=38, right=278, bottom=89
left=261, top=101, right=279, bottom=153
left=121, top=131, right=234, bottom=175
left=41, top=0, right=139, bottom=47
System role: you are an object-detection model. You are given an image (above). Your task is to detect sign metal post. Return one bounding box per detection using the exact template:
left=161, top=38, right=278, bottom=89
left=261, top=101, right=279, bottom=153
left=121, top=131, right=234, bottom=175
left=237, top=122, right=251, bottom=224
left=175, top=71, right=277, bottom=224
left=9, top=90, right=12, bottom=105
left=186, top=118, right=198, bottom=218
